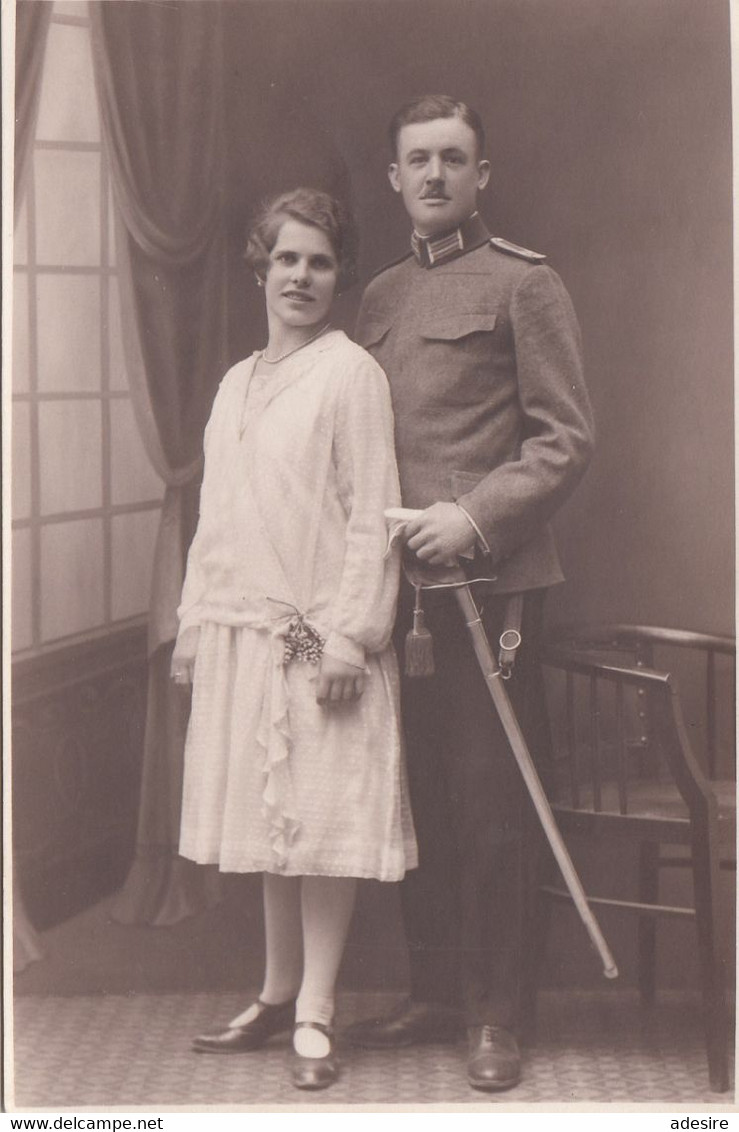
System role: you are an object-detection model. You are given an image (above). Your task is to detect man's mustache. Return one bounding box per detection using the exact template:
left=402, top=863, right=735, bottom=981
left=420, top=190, right=451, bottom=200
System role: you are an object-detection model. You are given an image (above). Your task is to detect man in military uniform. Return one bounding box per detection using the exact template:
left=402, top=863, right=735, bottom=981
left=347, top=94, right=594, bottom=1090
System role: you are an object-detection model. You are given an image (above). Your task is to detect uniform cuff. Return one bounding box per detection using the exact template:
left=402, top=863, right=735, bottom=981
left=455, top=502, right=492, bottom=557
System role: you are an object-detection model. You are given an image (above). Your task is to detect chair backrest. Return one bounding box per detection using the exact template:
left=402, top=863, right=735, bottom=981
left=542, top=624, right=735, bottom=817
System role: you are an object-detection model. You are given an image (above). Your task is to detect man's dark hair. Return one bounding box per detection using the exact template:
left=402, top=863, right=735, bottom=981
left=388, top=94, right=485, bottom=158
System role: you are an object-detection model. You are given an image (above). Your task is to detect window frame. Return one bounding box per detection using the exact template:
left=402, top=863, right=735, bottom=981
left=12, top=3, right=163, bottom=659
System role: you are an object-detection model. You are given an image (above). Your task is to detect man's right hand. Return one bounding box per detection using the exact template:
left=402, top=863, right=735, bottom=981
left=404, top=501, right=477, bottom=566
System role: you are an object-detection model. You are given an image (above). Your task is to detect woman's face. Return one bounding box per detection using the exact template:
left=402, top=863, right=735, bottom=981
left=264, top=218, right=339, bottom=335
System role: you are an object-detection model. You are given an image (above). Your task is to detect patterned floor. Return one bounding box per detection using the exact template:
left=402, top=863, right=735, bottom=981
left=10, top=989, right=736, bottom=1109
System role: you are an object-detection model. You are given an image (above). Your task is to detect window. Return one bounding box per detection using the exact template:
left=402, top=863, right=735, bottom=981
left=12, top=1, right=163, bottom=657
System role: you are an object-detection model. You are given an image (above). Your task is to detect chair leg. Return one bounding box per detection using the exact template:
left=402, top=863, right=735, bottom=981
left=638, top=841, right=659, bottom=1006
left=691, top=821, right=729, bottom=1092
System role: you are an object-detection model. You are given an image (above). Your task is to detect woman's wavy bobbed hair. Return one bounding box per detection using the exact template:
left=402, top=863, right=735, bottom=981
left=244, top=188, right=358, bottom=292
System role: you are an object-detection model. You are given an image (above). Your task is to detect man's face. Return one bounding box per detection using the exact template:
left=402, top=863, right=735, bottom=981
left=389, top=116, right=490, bottom=237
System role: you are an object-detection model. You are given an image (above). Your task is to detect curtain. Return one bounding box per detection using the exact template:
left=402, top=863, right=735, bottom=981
left=90, top=0, right=228, bottom=924
left=14, top=0, right=52, bottom=220
left=13, top=0, right=53, bottom=970
left=13, top=868, right=44, bottom=972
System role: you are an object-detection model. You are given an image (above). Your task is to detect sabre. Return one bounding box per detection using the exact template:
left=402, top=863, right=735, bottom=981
left=453, top=580, right=618, bottom=978
left=385, top=509, right=618, bottom=980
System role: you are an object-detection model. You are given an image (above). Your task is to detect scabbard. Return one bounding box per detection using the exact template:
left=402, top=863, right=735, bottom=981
left=453, top=583, right=618, bottom=980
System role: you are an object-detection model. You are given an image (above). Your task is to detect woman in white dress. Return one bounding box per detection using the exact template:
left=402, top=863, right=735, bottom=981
left=171, top=188, right=417, bottom=1089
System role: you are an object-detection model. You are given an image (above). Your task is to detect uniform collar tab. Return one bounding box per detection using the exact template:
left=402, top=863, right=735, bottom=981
left=410, top=213, right=490, bottom=268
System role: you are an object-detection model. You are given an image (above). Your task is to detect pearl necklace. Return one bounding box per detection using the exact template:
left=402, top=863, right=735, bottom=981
left=262, top=323, right=331, bottom=364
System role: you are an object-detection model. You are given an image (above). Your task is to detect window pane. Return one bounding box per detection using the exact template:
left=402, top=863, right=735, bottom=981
left=39, top=400, right=102, bottom=514
left=13, top=401, right=32, bottom=521
left=36, top=22, right=99, bottom=144
left=14, top=196, right=28, bottom=265
left=13, top=528, right=34, bottom=653
left=35, top=150, right=101, bottom=266
left=110, top=399, right=163, bottom=505
left=108, top=278, right=128, bottom=391
left=40, top=517, right=104, bottom=641
left=37, top=274, right=101, bottom=392
left=13, top=273, right=31, bottom=393
left=111, top=509, right=160, bottom=620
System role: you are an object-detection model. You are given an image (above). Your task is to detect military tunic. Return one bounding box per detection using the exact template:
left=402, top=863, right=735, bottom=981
left=354, top=213, right=594, bottom=1026
left=356, top=213, right=593, bottom=594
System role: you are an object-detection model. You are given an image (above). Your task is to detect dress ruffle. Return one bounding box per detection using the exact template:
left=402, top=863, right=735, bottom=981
left=257, top=623, right=301, bottom=868
left=179, top=620, right=417, bottom=879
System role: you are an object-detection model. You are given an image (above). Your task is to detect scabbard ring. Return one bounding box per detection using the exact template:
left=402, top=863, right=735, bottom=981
left=499, top=628, right=522, bottom=651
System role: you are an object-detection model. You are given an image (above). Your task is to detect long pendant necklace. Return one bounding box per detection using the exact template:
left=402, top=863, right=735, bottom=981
left=262, top=322, right=331, bottom=365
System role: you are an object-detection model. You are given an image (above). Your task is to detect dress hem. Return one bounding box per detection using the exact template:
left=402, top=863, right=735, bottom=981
left=178, top=850, right=417, bottom=883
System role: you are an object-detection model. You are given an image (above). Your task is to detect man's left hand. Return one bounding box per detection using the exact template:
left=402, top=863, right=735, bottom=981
left=404, top=502, right=477, bottom=566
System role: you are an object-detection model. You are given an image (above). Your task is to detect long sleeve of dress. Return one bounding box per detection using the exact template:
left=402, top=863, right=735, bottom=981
left=323, top=357, right=402, bottom=669
left=175, top=381, right=225, bottom=637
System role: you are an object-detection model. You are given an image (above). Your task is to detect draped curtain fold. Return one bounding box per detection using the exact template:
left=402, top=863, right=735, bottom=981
left=89, top=0, right=229, bottom=924
left=13, top=0, right=53, bottom=971
left=14, top=0, right=52, bottom=220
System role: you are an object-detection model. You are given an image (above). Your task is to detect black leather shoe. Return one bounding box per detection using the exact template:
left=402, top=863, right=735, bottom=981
left=290, top=1023, right=338, bottom=1090
left=343, top=999, right=462, bottom=1049
left=192, top=998, right=296, bottom=1053
left=467, top=1025, right=521, bottom=1091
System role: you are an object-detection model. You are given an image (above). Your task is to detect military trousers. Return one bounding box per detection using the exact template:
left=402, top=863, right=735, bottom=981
left=394, top=583, right=552, bottom=1030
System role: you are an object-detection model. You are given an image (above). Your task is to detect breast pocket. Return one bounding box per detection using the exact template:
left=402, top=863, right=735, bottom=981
left=420, top=311, right=497, bottom=342
left=417, top=310, right=498, bottom=406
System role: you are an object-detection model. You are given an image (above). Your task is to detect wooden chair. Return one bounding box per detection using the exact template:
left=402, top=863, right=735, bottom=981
left=537, top=624, right=735, bottom=1092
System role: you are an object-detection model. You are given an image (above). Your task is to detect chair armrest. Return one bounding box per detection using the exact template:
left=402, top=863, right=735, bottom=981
left=547, top=623, right=735, bottom=658
left=541, top=644, right=672, bottom=691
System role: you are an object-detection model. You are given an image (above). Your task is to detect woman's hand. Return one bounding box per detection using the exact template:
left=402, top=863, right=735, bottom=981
left=170, top=626, right=201, bottom=686
left=316, top=653, right=366, bottom=705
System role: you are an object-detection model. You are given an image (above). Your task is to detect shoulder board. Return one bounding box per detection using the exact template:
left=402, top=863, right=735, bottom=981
left=489, top=236, right=546, bottom=263
left=370, top=251, right=414, bottom=280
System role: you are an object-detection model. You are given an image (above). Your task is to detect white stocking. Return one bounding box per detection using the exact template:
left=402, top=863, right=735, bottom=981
left=293, top=875, right=357, bottom=1051
left=259, top=872, right=302, bottom=1006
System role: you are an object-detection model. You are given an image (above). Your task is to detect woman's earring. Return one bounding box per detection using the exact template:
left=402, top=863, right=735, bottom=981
left=255, top=275, right=264, bottom=288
